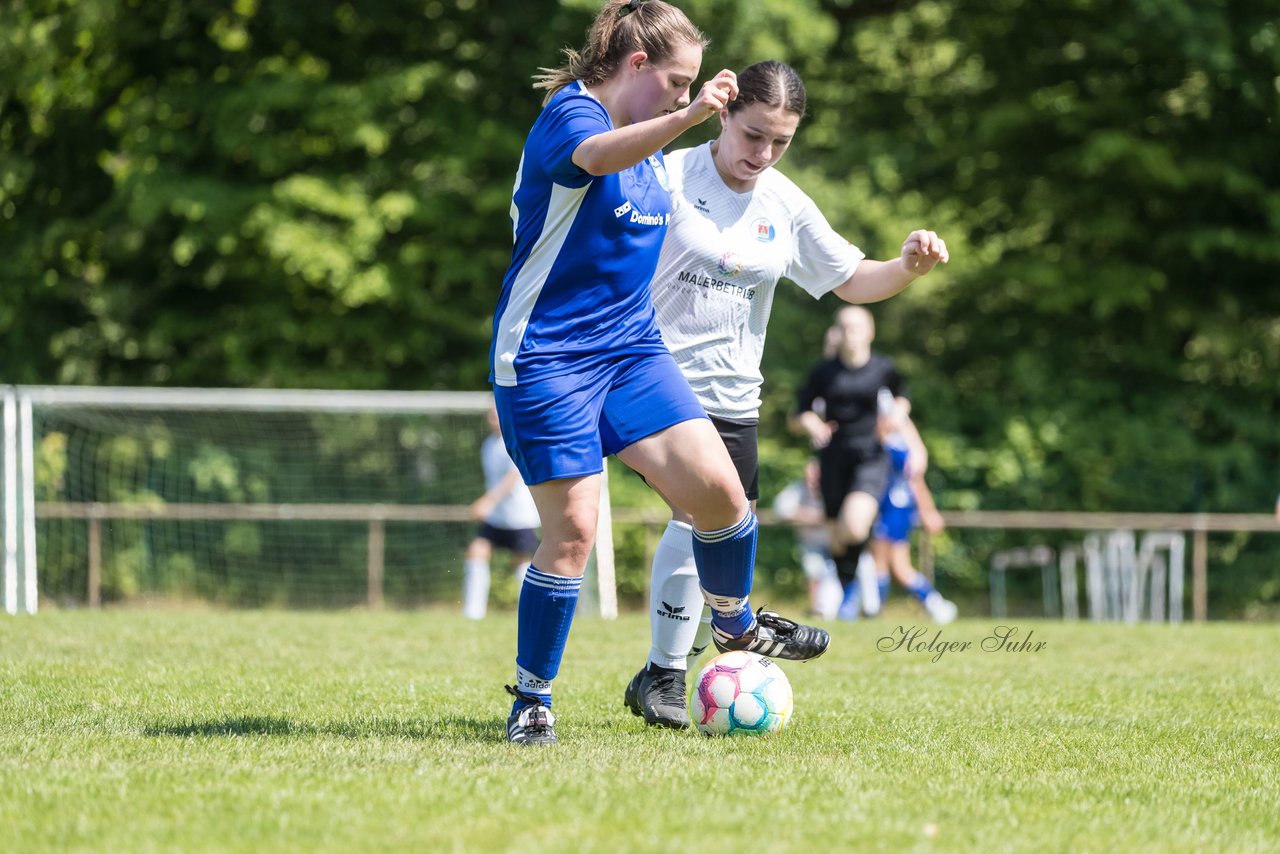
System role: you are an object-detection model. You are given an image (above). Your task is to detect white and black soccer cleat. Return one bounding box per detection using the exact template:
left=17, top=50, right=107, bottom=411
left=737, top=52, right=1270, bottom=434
left=623, top=664, right=690, bottom=730
left=505, top=685, right=558, bottom=746
left=712, top=607, right=831, bottom=661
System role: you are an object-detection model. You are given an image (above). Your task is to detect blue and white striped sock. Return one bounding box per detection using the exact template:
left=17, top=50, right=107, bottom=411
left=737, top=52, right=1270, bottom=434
left=693, top=512, right=757, bottom=639
left=906, top=576, right=936, bottom=603
left=513, top=566, right=581, bottom=713
left=838, top=578, right=861, bottom=621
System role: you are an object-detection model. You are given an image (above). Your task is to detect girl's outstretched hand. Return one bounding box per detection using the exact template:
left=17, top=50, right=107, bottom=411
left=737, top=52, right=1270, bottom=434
left=901, top=230, right=949, bottom=276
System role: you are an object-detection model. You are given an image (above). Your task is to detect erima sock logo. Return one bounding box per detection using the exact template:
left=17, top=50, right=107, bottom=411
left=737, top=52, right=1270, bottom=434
left=657, top=601, right=691, bottom=621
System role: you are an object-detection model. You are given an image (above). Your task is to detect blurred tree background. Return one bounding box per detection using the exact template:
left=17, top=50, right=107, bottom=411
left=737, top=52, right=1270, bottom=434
left=2, top=0, right=1278, bottom=614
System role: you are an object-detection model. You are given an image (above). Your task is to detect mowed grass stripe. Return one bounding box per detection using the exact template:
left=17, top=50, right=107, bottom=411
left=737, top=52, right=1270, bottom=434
left=2, top=612, right=1277, bottom=853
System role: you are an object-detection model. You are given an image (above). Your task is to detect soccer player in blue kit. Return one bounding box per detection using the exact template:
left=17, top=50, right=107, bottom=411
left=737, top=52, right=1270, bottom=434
left=870, top=419, right=957, bottom=624
left=490, top=0, right=829, bottom=745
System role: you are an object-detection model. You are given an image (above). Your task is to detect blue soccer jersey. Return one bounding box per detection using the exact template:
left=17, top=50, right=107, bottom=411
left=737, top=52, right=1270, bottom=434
left=490, top=82, right=673, bottom=388
left=875, top=433, right=918, bottom=542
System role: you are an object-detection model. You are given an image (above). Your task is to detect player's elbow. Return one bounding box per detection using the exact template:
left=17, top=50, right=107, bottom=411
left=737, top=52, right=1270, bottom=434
left=578, top=160, right=612, bottom=177
left=571, top=143, right=613, bottom=177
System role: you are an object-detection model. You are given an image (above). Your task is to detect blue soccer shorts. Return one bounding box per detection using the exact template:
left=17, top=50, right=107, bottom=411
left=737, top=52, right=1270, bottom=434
left=493, top=352, right=708, bottom=486
left=873, top=502, right=917, bottom=544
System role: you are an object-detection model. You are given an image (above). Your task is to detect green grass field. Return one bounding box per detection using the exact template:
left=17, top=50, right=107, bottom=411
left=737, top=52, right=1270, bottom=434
left=2, top=610, right=1278, bottom=853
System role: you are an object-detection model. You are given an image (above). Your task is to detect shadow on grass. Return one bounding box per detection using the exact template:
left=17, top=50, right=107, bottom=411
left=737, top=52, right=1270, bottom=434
left=144, top=715, right=503, bottom=743
left=145, top=716, right=309, bottom=738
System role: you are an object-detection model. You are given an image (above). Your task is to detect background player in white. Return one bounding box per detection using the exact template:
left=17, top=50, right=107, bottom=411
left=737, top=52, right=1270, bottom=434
left=772, top=458, right=842, bottom=619
left=623, top=60, right=949, bottom=729
left=462, top=405, right=540, bottom=620
left=491, top=2, right=829, bottom=746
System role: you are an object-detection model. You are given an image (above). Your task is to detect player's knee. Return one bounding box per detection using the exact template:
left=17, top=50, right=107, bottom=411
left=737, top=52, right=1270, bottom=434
left=539, top=535, right=593, bottom=573
left=836, top=518, right=871, bottom=544
left=549, top=506, right=596, bottom=562
left=700, top=477, right=749, bottom=528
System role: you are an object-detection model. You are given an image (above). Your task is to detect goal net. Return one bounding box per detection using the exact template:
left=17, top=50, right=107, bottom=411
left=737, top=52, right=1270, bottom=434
left=1, top=387, right=611, bottom=614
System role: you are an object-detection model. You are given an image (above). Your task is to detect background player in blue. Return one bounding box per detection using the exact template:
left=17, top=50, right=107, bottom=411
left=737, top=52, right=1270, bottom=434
left=619, top=61, right=949, bottom=729
left=794, top=306, right=931, bottom=620
left=490, top=0, right=829, bottom=746
left=870, top=419, right=958, bottom=624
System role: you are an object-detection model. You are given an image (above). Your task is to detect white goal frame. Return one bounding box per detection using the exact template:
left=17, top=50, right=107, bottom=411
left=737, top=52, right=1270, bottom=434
left=1, top=385, right=617, bottom=617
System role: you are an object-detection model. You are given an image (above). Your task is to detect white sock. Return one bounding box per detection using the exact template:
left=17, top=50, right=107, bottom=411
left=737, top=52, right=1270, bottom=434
left=515, top=664, right=552, bottom=701
left=817, top=563, right=843, bottom=619
left=687, top=612, right=713, bottom=672
left=857, top=552, right=881, bottom=616
left=463, top=558, right=489, bottom=619
left=513, top=562, right=530, bottom=588
left=647, top=521, right=704, bottom=670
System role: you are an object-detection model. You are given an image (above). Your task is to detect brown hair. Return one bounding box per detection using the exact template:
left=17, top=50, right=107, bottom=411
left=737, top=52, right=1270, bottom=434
left=534, top=0, right=708, bottom=105
left=727, top=60, right=807, bottom=119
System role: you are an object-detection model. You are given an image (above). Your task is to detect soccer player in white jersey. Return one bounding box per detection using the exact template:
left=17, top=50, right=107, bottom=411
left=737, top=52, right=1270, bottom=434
left=490, top=2, right=830, bottom=746
left=461, top=405, right=541, bottom=620
left=624, top=60, right=950, bottom=730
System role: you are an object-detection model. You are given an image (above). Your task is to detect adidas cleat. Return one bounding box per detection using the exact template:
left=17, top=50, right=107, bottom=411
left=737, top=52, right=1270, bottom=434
left=713, top=607, right=830, bottom=661
left=505, top=685, right=558, bottom=746
left=623, top=664, right=690, bottom=730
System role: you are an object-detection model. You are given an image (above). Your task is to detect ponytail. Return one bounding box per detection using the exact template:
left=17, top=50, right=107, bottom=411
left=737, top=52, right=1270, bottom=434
left=534, top=0, right=707, bottom=104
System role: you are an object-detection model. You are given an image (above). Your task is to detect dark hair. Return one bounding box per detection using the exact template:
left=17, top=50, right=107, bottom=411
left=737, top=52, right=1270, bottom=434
left=727, top=60, right=807, bottom=119
left=534, top=0, right=708, bottom=105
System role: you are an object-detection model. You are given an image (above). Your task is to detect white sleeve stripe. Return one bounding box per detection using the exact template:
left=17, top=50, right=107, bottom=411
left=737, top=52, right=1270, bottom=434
left=493, top=182, right=590, bottom=387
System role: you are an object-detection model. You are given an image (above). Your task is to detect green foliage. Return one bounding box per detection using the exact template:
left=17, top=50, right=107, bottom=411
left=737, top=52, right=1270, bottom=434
left=801, top=0, right=1280, bottom=516
left=2, top=0, right=585, bottom=388
left=3, top=1, right=1278, bottom=612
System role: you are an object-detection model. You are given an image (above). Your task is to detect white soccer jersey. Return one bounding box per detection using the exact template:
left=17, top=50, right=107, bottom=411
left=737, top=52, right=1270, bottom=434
left=480, top=434, right=540, bottom=531
left=651, top=143, right=864, bottom=420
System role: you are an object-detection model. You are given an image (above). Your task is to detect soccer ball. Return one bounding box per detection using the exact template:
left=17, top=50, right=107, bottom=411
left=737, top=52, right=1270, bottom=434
left=690, top=650, right=793, bottom=736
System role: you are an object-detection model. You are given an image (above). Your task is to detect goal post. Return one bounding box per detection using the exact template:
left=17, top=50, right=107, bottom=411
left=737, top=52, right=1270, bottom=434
left=3, top=387, right=23, bottom=615
left=3, top=385, right=620, bottom=616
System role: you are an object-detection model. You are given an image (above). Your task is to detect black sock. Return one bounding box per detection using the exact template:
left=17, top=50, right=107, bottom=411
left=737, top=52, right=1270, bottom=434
left=834, top=539, right=866, bottom=587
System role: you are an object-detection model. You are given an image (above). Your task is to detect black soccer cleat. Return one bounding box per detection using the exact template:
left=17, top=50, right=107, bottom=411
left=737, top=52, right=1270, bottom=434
left=623, top=664, right=690, bottom=730
left=505, top=685, right=558, bottom=746
left=712, top=607, right=831, bottom=661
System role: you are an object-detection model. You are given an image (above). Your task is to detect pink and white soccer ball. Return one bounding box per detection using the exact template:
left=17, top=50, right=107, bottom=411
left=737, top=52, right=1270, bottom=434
left=690, top=650, right=794, bottom=736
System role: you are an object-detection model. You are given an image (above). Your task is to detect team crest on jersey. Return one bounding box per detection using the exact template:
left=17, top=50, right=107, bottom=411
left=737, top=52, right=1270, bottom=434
left=751, top=217, right=776, bottom=242
left=717, top=251, right=743, bottom=276
left=647, top=155, right=670, bottom=191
